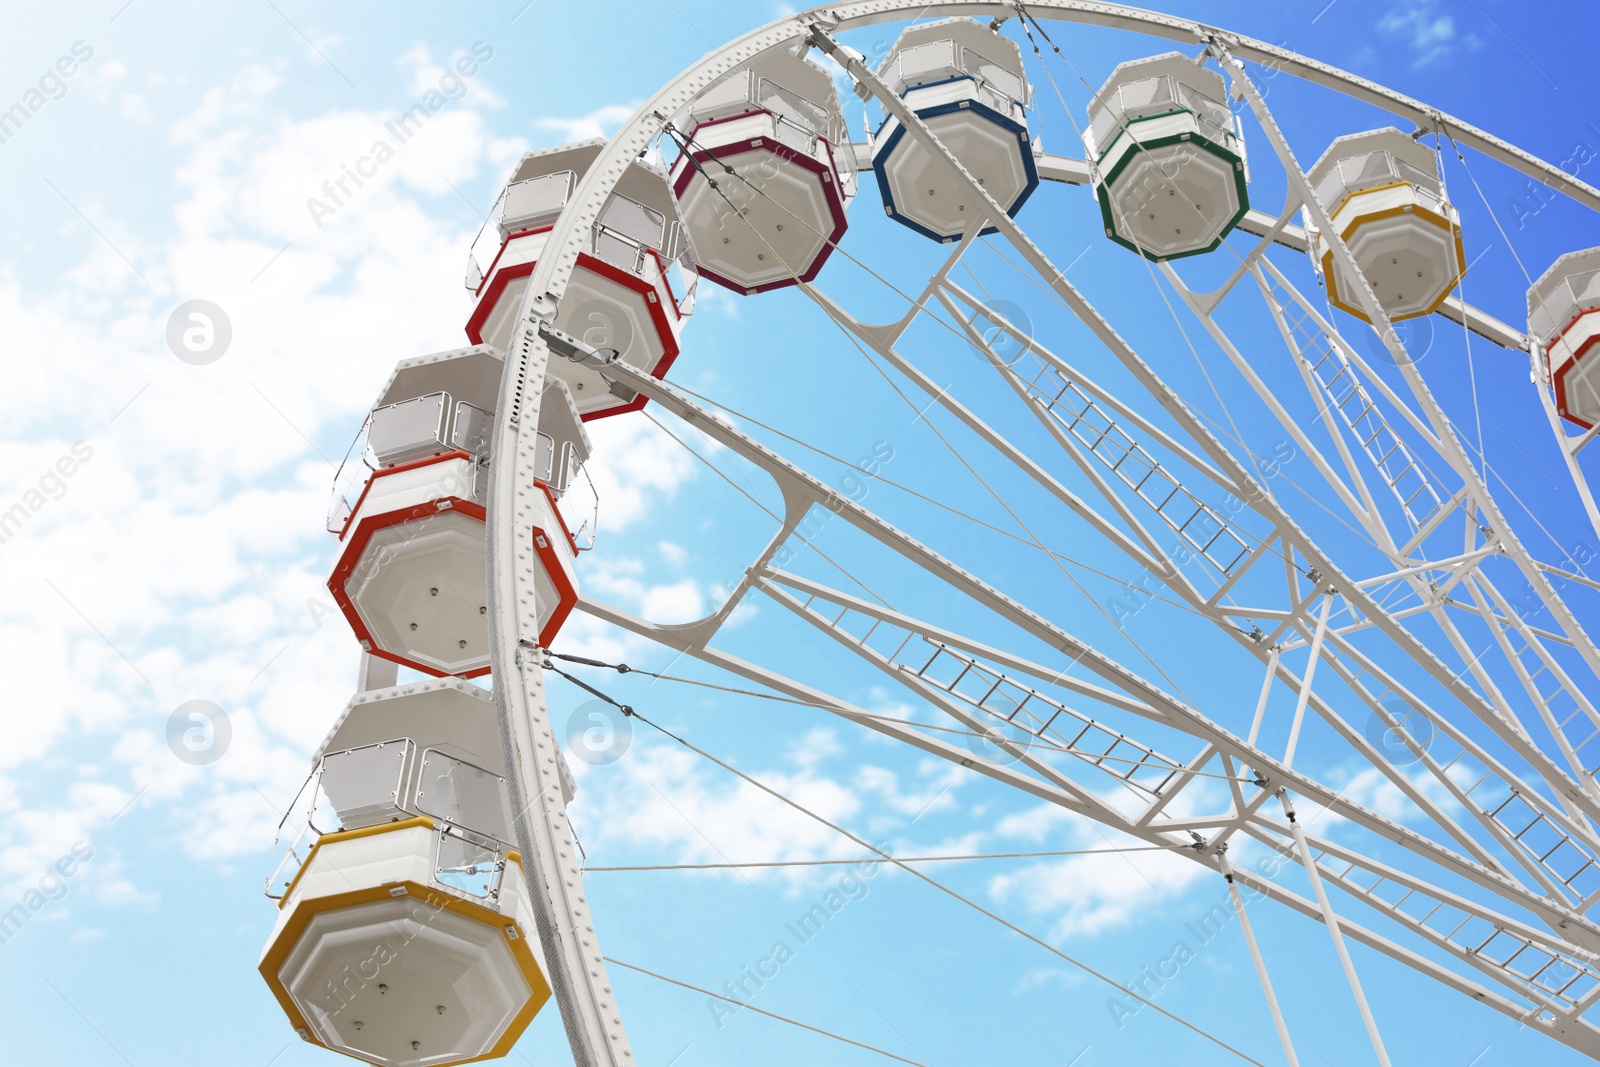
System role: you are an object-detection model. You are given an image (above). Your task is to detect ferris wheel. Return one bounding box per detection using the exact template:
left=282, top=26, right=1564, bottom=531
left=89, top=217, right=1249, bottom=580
left=255, top=3, right=1600, bottom=1065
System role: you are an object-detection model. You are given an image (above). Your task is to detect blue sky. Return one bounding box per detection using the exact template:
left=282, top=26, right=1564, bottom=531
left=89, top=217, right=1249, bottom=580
left=4, top=1, right=1600, bottom=1065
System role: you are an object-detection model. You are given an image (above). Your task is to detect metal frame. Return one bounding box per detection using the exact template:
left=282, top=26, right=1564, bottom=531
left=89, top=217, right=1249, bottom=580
left=480, top=4, right=1600, bottom=1064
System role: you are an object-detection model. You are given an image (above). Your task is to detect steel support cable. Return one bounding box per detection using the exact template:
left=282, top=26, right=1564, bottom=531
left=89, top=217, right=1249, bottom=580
left=1465, top=441, right=1598, bottom=586
left=1240, top=57, right=1600, bottom=778
left=585, top=846, right=1179, bottom=872
left=825, top=43, right=1600, bottom=902
left=966, top=233, right=1369, bottom=556
left=946, top=246, right=1305, bottom=627
left=1280, top=792, right=1393, bottom=1066
left=667, top=112, right=1210, bottom=637
left=967, top=229, right=1400, bottom=677
left=616, top=702, right=1269, bottom=1066
left=656, top=120, right=831, bottom=321
left=818, top=300, right=1218, bottom=707
left=1013, top=7, right=1294, bottom=288
left=669, top=378, right=1221, bottom=621
left=967, top=104, right=1458, bottom=564
left=488, top=10, right=1600, bottom=1064
left=605, top=957, right=928, bottom=1066
left=649, top=384, right=1222, bottom=812
left=1017, top=0, right=1297, bottom=441
left=644, top=399, right=1230, bottom=807
left=640, top=408, right=896, bottom=609
left=970, top=232, right=1394, bottom=562
left=604, top=326, right=1568, bottom=908
left=593, top=329, right=1575, bottom=908
left=669, top=101, right=1226, bottom=442
left=649, top=2, right=1587, bottom=844
left=851, top=75, right=1600, bottom=908
left=1217, top=852, right=1301, bottom=1067
left=546, top=654, right=1260, bottom=783
left=1293, top=283, right=1467, bottom=529
left=662, top=120, right=979, bottom=339
left=1439, top=127, right=1600, bottom=569
left=666, top=57, right=1271, bottom=669
left=1442, top=127, right=1536, bottom=289
left=1442, top=144, right=1491, bottom=486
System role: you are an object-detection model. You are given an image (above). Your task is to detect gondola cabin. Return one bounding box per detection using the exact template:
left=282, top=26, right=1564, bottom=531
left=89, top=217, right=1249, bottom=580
left=328, top=347, right=585, bottom=677
left=871, top=17, right=1037, bottom=242
left=670, top=46, right=853, bottom=293
left=260, top=679, right=553, bottom=1067
left=1529, top=247, right=1600, bottom=428
left=466, top=140, right=689, bottom=419
left=1084, top=52, right=1248, bottom=260
left=1306, top=127, right=1465, bottom=323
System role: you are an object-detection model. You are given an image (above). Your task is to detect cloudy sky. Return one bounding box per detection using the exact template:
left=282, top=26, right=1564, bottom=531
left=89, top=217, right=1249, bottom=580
left=3, top=1, right=1600, bottom=1065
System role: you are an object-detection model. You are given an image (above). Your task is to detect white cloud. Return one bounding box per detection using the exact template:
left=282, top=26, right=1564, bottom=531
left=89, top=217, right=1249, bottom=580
left=989, top=823, right=1208, bottom=940
left=535, top=103, right=638, bottom=143
left=987, top=783, right=1234, bottom=941
left=1376, top=0, right=1481, bottom=67
left=565, top=723, right=980, bottom=896
left=119, top=93, right=152, bottom=123
left=568, top=739, right=864, bottom=888
left=585, top=410, right=700, bottom=531
left=0, top=53, right=524, bottom=899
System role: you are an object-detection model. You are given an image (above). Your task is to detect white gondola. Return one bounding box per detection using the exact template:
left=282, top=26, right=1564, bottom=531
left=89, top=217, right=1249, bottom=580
left=670, top=46, right=853, bottom=293
left=465, top=140, right=690, bottom=420
left=328, top=347, right=585, bottom=677
left=1084, top=52, right=1248, bottom=260
left=1306, top=127, right=1465, bottom=323
left=871, top=17, right=1037, bottom=242
left=1530, top=247, right=1600, bottom=428
left=260, top=680, right=556, bottom=1067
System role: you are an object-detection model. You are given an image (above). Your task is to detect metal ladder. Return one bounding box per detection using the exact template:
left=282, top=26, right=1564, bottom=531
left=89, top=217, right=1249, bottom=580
left=1261, top=274, right=1445, bottom=533
left=1002, top=346, right=1256, bottom=578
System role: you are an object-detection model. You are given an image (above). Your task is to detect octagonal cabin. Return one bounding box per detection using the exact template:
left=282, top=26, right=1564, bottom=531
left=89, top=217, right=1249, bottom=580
left=1084, top=52, right=1248, bottom=261
left=670, top=46, right=854, bottom=294
left=1306, top=127, right=1464, bottom=323
left=871, top=17, right=1038, bottom=243
left=261, top=680, right=555, bottom=1067
left=328, top=347, right=586, bottom=678
left=466, top=139, right=690, bottom=420
left=1529, top=247, right=1600, bottom=428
